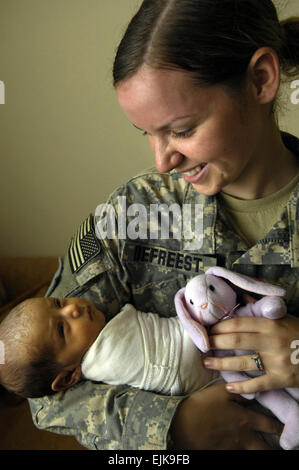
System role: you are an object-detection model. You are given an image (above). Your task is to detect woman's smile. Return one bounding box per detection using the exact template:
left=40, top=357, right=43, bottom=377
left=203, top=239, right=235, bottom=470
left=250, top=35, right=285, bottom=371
left=180, top=163, right=209, bottom=184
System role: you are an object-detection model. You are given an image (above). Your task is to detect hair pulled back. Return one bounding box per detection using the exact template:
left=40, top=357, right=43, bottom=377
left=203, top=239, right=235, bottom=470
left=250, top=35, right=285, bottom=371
left=113, top=0, right=299, bottom=89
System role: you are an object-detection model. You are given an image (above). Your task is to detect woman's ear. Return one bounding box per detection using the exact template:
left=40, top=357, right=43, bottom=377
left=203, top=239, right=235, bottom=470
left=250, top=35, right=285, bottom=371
left=247, top=47, right=280, bottom=105
left=51, top=365, right=82, bottom=392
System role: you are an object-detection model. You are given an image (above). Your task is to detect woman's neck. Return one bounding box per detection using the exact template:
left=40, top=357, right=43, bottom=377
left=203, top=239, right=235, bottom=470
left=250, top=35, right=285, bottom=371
left=222, top=125, right=299, bottom=200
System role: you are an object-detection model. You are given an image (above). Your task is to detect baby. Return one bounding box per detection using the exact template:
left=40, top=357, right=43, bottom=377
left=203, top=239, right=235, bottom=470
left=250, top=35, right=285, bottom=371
left=0, top=296, right=217, bottom=398
left=0, top=295, right=283, bottom=448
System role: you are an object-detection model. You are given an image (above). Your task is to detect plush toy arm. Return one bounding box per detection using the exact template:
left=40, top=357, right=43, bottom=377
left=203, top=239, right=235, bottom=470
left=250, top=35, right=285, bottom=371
left=285, top=388, right=299, bottom=401
left=237, top=296, right=287, bottom=319
left=256, top=389, right=299, bottom=450
left=174, top=288, right=210, bottom=353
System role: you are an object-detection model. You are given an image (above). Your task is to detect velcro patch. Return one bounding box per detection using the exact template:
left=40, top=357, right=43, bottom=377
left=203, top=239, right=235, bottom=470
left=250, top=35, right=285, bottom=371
left=122, top=242, right=217, bottom=274
left=68, top=215, right=101, bottom=273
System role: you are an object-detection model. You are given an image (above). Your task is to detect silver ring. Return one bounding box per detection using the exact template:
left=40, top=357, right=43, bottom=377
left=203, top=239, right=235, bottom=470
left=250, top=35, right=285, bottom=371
left=251, top=353, right=264, bottom=371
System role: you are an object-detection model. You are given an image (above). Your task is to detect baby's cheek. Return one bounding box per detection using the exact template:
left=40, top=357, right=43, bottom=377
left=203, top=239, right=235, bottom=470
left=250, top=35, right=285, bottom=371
left=85, top=323, right=101, bottom=345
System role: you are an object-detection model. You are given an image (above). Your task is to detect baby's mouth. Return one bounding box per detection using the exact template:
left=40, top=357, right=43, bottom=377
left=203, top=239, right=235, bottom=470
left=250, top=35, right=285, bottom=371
left=86, top=305, right=93, bottom=321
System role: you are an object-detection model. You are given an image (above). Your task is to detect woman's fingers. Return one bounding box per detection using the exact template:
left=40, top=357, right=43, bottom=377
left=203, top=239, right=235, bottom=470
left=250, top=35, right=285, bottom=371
left=210, top=316, right=272, bottom=334
left=246, top=404, right=283, bottom=437
left=229, top=398, right=283, bottom=449
left=171, top=383, right=282, bottom=450
left=225, top=376, right=272, bottom=395
left=209, top=331, right=272, bottom=352
left=203, top=354, right=276, bottom=394
left=203, top=353, right=266, bottom=372
left=207, top=314, right=299, bottom=391
left=246, top=436, right=274, bottom=450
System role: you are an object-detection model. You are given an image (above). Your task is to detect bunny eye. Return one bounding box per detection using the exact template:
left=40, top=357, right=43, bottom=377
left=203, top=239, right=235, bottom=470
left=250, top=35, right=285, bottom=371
left=189, top=299, right=194, bottom=305
left=208, top=285, right=215, bottom=291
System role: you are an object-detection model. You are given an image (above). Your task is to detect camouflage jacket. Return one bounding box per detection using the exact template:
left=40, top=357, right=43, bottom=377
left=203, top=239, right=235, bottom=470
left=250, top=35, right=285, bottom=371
left=29, top=132, right=299, bottom=450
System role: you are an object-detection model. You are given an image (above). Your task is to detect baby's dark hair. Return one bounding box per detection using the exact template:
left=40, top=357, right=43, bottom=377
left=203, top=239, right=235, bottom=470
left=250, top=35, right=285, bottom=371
left=0, top=300, right=61, bottom=398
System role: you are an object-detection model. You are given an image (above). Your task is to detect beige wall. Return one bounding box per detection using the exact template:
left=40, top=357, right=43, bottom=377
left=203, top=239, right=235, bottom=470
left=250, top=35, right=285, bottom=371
left=0, top=0, right=298, bottom=257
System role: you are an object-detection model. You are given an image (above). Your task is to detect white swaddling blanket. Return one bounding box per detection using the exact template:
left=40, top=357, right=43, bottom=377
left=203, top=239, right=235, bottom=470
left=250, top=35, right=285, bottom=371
left=81, top=304, right=217, bottom=395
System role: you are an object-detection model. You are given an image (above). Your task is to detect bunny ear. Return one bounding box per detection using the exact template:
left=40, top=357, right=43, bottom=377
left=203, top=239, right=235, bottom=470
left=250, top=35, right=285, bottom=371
left=174, top=287, right=210, bottom=353
left=206, top=267, right=286, bottom=297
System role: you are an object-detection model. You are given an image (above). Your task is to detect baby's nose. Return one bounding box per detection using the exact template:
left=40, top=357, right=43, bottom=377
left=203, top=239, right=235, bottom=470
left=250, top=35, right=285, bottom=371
left=63, top=303, right=81, bottom=318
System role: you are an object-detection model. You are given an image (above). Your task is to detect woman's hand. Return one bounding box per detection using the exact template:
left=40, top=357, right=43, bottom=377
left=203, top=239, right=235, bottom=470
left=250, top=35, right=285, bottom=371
left=170, top=383, right=282, bottom=449
left=204, top=314, right=299, bottom=395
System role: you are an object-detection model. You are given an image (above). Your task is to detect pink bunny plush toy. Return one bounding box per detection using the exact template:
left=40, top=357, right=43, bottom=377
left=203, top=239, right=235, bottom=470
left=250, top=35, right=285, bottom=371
left=174, top=266, right=299, bottom=450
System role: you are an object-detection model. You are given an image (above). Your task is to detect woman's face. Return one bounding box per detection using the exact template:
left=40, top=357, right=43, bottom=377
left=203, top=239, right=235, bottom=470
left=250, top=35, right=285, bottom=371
left=116, top=66, right=265, bottom=197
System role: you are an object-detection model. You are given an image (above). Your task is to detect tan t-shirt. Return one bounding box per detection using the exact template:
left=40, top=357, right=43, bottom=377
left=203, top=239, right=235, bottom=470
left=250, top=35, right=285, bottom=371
left=218, top=172, right=299, bottom=247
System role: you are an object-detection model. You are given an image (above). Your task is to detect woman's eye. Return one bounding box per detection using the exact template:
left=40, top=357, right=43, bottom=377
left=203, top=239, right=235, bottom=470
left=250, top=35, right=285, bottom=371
left=171, top=128, right=194, bottom=139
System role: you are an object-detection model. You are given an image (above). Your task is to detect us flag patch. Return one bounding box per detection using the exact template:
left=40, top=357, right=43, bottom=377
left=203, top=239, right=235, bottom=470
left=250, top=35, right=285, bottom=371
left=68, top=214, right=101, bottom=273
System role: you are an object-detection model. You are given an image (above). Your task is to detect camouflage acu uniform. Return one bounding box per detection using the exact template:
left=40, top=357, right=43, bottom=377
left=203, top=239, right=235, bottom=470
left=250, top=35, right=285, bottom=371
left=29, top=132, right=299, bottom=450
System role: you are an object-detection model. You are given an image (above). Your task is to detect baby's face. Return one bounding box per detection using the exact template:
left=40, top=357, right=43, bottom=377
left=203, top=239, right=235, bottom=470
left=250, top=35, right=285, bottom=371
left=27, top=297, right=106, bottom=369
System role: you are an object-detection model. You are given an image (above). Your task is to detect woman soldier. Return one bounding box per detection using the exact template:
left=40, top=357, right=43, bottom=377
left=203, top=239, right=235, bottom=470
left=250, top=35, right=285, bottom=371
left=30, top=0, right=299, bottom=450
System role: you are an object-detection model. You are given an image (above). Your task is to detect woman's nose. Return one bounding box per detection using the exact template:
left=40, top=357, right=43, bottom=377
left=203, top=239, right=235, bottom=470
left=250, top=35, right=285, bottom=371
left=150, top=135, right=182, bottom=173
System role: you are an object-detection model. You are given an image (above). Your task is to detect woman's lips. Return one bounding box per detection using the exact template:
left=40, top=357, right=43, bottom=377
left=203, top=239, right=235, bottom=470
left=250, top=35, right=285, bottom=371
left=181, top=163, right=209, bottom=184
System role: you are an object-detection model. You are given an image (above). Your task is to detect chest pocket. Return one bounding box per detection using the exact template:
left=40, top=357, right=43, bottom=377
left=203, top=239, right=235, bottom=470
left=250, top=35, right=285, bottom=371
left=121, top=241, right=217, bottom=317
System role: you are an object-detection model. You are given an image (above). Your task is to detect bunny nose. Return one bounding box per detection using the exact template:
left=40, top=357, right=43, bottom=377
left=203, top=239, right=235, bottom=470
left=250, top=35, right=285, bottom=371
left=201, top=303, right=208, bottom=309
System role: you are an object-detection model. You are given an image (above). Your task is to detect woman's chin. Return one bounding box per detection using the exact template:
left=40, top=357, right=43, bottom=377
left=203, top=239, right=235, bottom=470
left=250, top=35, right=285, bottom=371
left=191, top=182, right=223, bottom=196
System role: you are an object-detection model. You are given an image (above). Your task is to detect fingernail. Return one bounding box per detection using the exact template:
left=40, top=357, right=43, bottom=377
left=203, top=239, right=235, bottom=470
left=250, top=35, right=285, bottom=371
left=226, top=384, right=235, bottom=392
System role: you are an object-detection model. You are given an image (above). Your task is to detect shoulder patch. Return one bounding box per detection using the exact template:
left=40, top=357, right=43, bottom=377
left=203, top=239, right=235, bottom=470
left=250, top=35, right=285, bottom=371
left=68, top=215, right=101, bottom=273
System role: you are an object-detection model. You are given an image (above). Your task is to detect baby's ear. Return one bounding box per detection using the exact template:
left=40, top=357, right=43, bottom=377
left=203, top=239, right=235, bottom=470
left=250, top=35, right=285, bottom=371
left=51, top=365, right=81, bottom=392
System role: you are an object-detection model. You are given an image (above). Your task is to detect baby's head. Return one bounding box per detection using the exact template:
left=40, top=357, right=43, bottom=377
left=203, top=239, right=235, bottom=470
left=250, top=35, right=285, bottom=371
left=0, top=297, right=105, bottom=398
